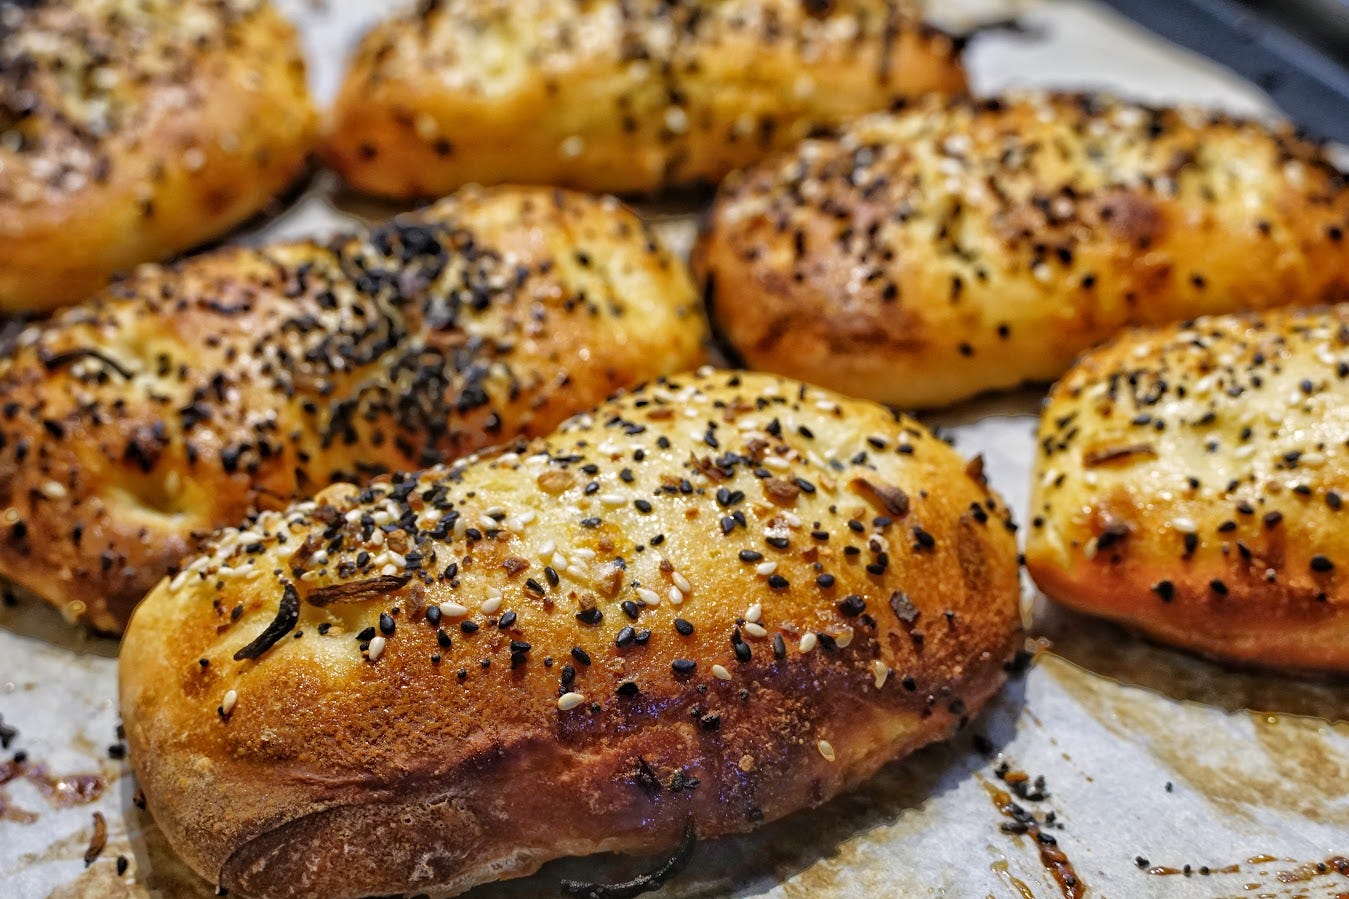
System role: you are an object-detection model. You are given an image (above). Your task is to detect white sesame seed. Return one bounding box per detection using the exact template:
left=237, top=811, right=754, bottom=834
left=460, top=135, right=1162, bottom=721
left=538, top=540, right=556, bottom=557
left=672, top=571, right=692, bottom=593
left=220, top=689, right=237, bottom=715
left=367, top=635, right=386, bottom=661
left=664, top=106, right=689, bottom=133
left=600, top=493, right=627, bottom=507
left=572, top=548, right=597, bottom=561
left=711, top=664, right=732, bottom=681
left=668, top=585, right=683, bottom=605
left=1171, top=517, right=1197, bottom=534
left=799, top=632, right=818, bottom=653
left=557, top=692, right=586, bottom=710
left=481, top=596, right=503, bottom=615
left=755, top=561, right=778, bottom=576
left=567, top=565, right=587, bottom=580
left=344, top=509, right=363, bottom=523
left=744, top=622, right=768, bottom=638
left=745, top=603, right=762, bottom=623
left=439, top=602, right=468, bottom=618
left=169, top=570, right=190, bottom=592
left=41, top=480, right=67, bottom=499
left=764, top=456, right=790, bottom=471
left=818, top=739, right=836, bottom=762
left=872, top=660, right=889, bottom=688
left=379, top=563, right=399, bottom=577
left=385, top=551, right=407, bottom=569
left=560, top=136, right=585, bottom=158
left=835, top=628, right=853, bottom=648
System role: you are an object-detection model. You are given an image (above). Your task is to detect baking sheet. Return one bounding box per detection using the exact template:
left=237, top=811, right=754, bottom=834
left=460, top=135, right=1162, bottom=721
left=3, top=1, right=1348, bottom=897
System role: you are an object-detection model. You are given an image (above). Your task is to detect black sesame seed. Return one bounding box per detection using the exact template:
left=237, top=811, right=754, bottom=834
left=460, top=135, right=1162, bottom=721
left=570, top=646, right=591, bottom=665
left=379, top=612, right=396, bottom=635
left=767, top=574, right=789, bottom=589
left=837, top=595, right=867, bottom=616
left=576, top=607, right=604, bottom=625
left=498, top=611, right=518, bottom=629
left=739, top=550, right=764, bottom=562
left=672, top=658, right=696, bottom=674
left=616, top=681, right=639, bottom=698
left=460, top=620, right=479, bottom=634
left=816, top=573, right=836, bottom=588
left=621, top=600, right=640, bottom=620
left=425, top=605, right=442, bottom=626
left=674, top=618, right=694, bottom=635
left=1152, top=580, right=1174, bottom=602
left=1311, top=555, right=1335, bottom=572
left=356, top=626, right=376, bottom=642
left=616, top=626, right=636, bottom=647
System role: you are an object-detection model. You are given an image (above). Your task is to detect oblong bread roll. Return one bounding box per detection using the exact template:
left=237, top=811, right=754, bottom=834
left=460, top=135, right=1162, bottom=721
left=1026, top=306, right=1349, bottom=674
left=120, top=369, right=1021, bottom=898
left=0, top=186, right=705, bottom=632
left=0, top=0, right=317, bottom=312
left=326, top=0, right=966, bottom=197
left=695, top=92, right=1349, bottom=409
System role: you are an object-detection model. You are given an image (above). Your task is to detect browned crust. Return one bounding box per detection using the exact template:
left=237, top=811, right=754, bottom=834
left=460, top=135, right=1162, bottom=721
left=325, top=0, right=966, bottom=197
left=0, top=0, right=317, bottom=313
left=119, top=369, right=1021, bottom=898
left=694, top=92, right=1349, bottom=410
left=0, top=187, right=705, bottom=632
left=1025, top=306, right=1349, bottom=674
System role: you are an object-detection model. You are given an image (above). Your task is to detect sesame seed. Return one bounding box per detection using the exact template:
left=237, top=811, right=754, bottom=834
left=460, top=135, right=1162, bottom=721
left=835, top=628, right=854, bottom=648
left=744, top=622, right=768, bottom=638
left=872, top=660, right=889, bottom=688
left=799, top=632, right=818, bottom=653
left=711, top=664, right=732, bottom=681
left=672, top=571, right=692, bottom=593
left=672, top=658, right=696, bottom=673
left=367, top=635, right=386, bottom=661
left=557, top=692, right=586, bottom=711
left=745, top=603, right=762, bottom=623
left=219, top=690, right=237, bottom=716
left=439, top=602, right=468, bottom=618
left=481, top=595, right=503, bottom=614
left=818, top=739, right=836, bottom=762
left=636, top=587, right=661, bottom=606
left=755, top=561, right=778, bottom=576
left=674, top=618, right=694, bottom=635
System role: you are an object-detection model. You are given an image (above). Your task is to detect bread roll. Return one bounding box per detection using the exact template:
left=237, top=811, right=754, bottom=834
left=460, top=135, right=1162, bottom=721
left=694, top=92, right=1349, bottom=410
left=119, top=369, right=1020, bottom=899
left=1026, top=307, right=1349, bottom=674
left=0, top=0, right=317, bottom=313
left=325, top=0, right=966, bottom=197
left=0, top=186, right=705, bottom=633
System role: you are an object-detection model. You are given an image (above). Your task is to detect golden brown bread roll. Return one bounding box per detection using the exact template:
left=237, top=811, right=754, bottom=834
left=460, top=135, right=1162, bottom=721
left=694, top=92, right=1349, bottom=410
left=0, top=186, right=705, bottom=633
left=1025, top=307, right=1349, bottom=674
left=119, top=369, right=1021, bottom=899
left=0, top=0, right=316, bottom=313
left=325, top=0, right=966, bottom=197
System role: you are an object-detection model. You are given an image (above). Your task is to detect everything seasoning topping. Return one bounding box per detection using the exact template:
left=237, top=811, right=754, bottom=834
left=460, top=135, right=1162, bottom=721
left=1031, top=307, right=1349, bottom=621
left=349, top=0, right=962, bottom=192
left=163, top=371, right=1011, bottom=751
left=0, top=0, right=267, bottom=204
left=0, top=186, right=700, bottom=631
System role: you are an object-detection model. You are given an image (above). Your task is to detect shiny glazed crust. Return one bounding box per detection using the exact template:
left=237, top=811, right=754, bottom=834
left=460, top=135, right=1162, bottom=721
left=120, top=369, right=1021, bottom=898
left=0, top=186, right=705, bottom=632
left=325, top=0, right=966, bottom=197
left=0, top=0, right=317, bottom=313
left=1026, top=307, right=1349, bottom=674
left=694, top=93, right=1349, bottom=410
